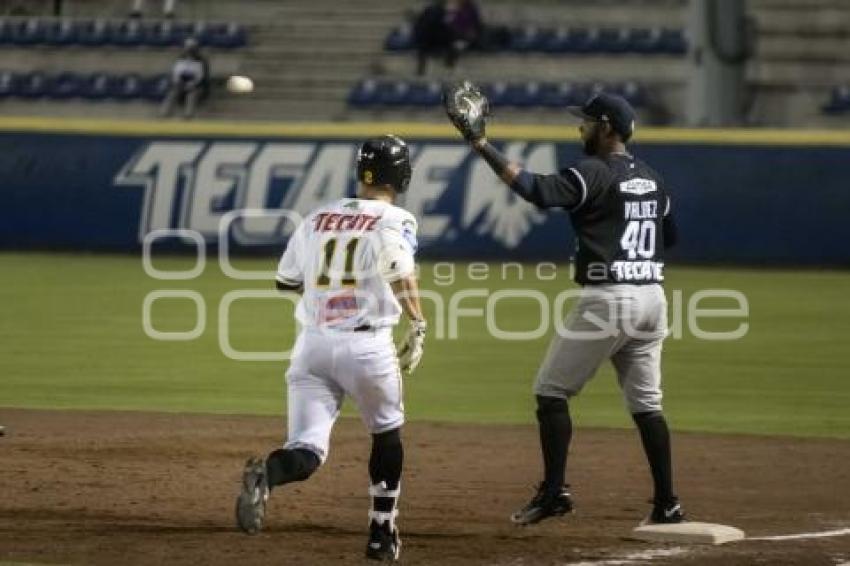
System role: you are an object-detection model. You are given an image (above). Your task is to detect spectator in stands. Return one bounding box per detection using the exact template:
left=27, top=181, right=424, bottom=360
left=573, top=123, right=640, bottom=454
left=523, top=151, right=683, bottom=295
left=448, top=0, right=483, bottom=52
left=3, top=0, right=32, bottom=15
left=130, top=0, right=176, bottom=19
left=413, top=0, right=484, bottom=76
left=413, top=1, right=455, bottom=76
left=160, top=37, right=209, bottom=119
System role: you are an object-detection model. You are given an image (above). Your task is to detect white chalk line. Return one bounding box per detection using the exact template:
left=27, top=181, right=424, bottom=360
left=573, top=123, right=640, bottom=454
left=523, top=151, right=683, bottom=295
left=747, top=527, right=850, bottom=542
left=501, top=527, right=850, bottom=566
left=557, top=527, right=850, bottom=565
left=563, top=547, right=690, bottom=566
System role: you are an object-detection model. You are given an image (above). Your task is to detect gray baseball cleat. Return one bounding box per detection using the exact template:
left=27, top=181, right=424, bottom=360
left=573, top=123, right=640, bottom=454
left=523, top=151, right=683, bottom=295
left=235, top=456, right=269, bottom=534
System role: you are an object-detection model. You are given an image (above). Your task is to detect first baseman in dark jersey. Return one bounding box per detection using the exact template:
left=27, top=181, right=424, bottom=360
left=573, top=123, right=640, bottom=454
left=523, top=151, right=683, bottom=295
left=444, top=86, right=684, bottom=527
left=522, top=152, right=674, bottom=286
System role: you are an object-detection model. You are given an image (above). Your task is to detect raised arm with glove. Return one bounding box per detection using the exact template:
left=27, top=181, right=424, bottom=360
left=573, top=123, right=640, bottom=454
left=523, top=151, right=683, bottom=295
left=443, top=81, right=537, bottom=197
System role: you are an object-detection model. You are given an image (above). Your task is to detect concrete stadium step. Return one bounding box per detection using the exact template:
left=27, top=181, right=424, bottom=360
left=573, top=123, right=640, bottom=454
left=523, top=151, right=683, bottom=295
left=61, top=0, right=412, bottom=24
left=754, top=10, right=850, bottom=35
left=205, top=97, right=347, bottom=120
left=241, top=67, right=367, bottom=84
left=748, top=85, right=848, bottom=129
left=0, top=99, right=160, bottom=119
left=378, top=53, right=688, bottom=84
left=201, top=5, right=409, bottom=25
left=751, top=0, right=850, bottom=10
left=250, top=76, right=359, bottom=88
left=748, top=60, right=848, bottom=86
left=482, top=2, right=685, bottom=27
left=749, top=59, right=850, bottom=86
left=245, top=45, right=378, bottom=58
left=253, top=21, right=399, bottom=36
left=236, top=86, right=348, bottom=100
left=251, top=29, right=387, bottom=44
left=758, top=37, right=850, bottom=63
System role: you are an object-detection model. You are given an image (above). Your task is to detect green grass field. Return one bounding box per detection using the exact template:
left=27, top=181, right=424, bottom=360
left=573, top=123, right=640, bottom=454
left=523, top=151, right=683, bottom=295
left=1, top=252, right=848, bottom=438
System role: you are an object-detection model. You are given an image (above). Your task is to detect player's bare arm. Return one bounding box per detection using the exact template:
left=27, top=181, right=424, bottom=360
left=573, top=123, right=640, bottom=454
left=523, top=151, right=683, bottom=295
left=391, top=275, right=426, bottom=375
left=380, top=242, right=426, bottom=375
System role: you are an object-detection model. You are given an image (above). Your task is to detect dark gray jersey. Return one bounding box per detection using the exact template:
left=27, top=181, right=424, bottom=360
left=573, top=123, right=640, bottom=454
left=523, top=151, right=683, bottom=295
left=517, top=153, right=675, bottom=285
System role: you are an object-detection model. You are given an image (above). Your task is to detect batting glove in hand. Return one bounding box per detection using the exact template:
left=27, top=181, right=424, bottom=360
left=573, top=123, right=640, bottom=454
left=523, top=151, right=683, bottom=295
left=397, top=318, right=427, bottom=375
left=443, top=80, right=490, bottom=143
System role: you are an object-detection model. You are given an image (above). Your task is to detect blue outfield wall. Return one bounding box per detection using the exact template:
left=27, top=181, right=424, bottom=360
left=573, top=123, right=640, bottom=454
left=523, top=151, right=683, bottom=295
left=0, top=120, right=848, bottom=265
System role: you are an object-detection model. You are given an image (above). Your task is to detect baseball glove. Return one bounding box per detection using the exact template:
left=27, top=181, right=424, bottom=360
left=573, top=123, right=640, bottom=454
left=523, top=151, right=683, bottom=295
left=397, top=318, right=427, bottom=375
left=443, top=80, right=490, bottom=143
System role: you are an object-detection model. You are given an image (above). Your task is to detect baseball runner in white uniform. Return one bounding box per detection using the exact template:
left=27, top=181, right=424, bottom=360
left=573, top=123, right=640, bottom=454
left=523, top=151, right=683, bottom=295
left=235, top=135, right=426, bottom=562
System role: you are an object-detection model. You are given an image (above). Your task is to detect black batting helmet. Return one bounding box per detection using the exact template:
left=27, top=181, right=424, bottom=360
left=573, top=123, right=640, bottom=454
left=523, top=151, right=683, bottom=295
left=356, top=135, right=412, bottom=194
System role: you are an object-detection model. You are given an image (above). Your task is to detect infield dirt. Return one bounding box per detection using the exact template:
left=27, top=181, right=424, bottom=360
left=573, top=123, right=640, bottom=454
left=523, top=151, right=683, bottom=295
left=1, top=409, right=848, bottom=565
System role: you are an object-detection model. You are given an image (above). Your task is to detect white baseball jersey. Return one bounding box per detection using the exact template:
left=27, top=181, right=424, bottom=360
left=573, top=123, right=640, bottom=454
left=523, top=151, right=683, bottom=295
left=276, top=197, right=418, bottom=331
left=276, top=197, right=418, bottom=461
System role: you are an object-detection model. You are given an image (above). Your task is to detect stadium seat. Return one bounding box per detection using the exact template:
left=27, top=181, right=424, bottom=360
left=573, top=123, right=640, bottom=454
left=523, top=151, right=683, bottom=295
left=172, top=22, right=194, bottom=45
left=145, top=21, right=182, bottom=47
left=408, top=81, right=441, bottom=106
left=542, top=27, right=571, bottom=54
left=348, top=79, right=381, bottom=107
left=821, top=86, right=850, bottom=114
left=614, top=81, right=647, bottom=107
left=196, top=22, right=224, bottom=45
left=564, top=82, right=603, bottom=108
left=44, top=19, right=78, bottom=46
left=0, top=71, right=20, bottom=97
left=80, top=72, right=117, bottom=99
left=659, top=28, right=687, bottom=55
left=114, top=73, right=145, bottom=100
left=376, top=80, right=412, bottom=106
left=484, top=81, right=509, bottom=106
left=505, top=81, right=544, bottom=107
left=539, top=81, right=579, bottom=108
left=110, top=20, right=145, bottom=47
left=510, top=25, right=547, bottom=53
left=0, top=19, right=11, bottom=45
left=17, top=72, right=49, bottom=99
left=385, top=25, right=414, bottom=52
left=10, top=19, right=47, bottom=46
left=49, top=72, right=84, bottom=99
left=205, top=22, right=247, bottom=48
left=142, top=74, right=171, bottom=101
left=567, top=27, right=600, bottom=54
left=77, top=20, right=109, bottom=47
left=597, top=28, right=630, bottom=54
left=500, top=82, right=526, bottom=106
left=629, top=28, right=661, bottom=54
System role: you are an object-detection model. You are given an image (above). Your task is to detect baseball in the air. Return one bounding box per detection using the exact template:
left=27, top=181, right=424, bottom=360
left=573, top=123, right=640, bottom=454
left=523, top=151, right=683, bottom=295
left=227, top=75, right=254, bottom=93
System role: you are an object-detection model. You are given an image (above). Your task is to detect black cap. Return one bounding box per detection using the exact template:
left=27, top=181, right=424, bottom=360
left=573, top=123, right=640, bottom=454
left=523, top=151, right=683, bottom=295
left=567, top=92, right=636, bottom=141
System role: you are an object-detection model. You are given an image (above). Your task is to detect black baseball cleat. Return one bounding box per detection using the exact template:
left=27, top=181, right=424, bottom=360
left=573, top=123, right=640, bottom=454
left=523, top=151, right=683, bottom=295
left=365, top=520, right=401, bottom=562
left=510, top=483, right=574, bottom=526
left=235, top=456, right=269, bottom=534
left=642, top=499, right=685, bottom=525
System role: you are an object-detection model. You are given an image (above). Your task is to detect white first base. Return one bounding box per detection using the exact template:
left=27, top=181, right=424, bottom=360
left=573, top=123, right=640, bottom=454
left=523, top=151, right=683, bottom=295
left=633, top=522, right=746, bottom=545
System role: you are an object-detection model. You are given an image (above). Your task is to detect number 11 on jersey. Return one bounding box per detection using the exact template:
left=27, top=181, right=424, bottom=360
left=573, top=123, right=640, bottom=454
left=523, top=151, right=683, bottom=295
left=316, top=237, right=361, bottom=288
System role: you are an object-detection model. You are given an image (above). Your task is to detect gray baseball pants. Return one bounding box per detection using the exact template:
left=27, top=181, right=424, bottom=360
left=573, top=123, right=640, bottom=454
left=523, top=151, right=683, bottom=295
left=534, top=284, right=668, bottom=414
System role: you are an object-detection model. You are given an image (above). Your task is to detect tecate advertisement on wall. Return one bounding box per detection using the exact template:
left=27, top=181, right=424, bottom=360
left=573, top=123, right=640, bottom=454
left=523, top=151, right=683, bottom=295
left=1, top=130, right=848, bottom=264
